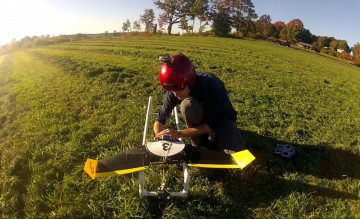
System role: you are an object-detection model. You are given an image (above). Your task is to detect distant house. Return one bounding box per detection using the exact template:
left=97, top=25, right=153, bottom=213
left=297, top=42, right=312, bottom=49
left=337, top=49, right=345, bottom=53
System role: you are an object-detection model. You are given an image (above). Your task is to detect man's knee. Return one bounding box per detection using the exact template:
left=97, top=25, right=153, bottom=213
left=180, top=97, right=204, bottom=127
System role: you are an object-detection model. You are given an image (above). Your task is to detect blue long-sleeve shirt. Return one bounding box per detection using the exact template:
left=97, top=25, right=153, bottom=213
left=156, top=72, right=237, bottom=132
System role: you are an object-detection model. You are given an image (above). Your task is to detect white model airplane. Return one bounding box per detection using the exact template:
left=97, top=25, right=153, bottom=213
left=84, top=97, right=255, bottom=199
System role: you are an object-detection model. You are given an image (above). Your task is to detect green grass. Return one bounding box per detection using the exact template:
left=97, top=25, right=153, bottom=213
left=0, top=35, right=359, bottom=218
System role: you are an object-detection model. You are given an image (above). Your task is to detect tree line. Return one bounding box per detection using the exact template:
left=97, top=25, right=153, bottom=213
left=1, top=0, right=359, bottom=64
left=123, top=0, right=359, bottom=63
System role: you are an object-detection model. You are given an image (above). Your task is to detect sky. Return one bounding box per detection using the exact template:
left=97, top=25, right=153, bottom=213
left=0, top=0, right=359, bottom=47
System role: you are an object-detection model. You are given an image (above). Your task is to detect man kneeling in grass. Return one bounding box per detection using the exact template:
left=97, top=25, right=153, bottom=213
left=154, top=54, right=246, bottom=154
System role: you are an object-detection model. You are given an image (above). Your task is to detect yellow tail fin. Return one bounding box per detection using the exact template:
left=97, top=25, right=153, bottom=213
left=231, top=150, right=255, bottom=169
left=84, top=159, right=98, bottom=180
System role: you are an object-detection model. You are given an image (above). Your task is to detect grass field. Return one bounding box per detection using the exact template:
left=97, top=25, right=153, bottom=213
left=0, top=35, right=359, bottom=218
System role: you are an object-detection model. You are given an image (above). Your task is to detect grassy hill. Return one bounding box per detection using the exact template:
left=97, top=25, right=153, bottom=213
left=0, top=35, right=359, bottom=218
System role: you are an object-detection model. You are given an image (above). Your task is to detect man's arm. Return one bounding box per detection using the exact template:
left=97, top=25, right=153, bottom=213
left=155, top=123, right=212, bottom=140
left=154, top=92, right=180, bottom=137
left=153, top=120, right=165, bottom=136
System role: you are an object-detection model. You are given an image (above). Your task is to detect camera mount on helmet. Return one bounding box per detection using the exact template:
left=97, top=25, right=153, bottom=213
left=159, top=54, right=173, bottom=66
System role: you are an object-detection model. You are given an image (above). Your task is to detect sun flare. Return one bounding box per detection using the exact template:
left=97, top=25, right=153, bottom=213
left=0, top=0, right=64, bottom=45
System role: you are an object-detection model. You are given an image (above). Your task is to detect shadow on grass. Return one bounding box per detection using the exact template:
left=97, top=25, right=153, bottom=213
left=142, top=129, right=359, bottom=218
left=216, top=129, right=359, bottom=217
left=242, top=130, right=360, bottom=180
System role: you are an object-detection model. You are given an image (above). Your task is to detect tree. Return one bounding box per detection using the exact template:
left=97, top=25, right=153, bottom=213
left=338, top=40, right=350, bottom=52
left=179, top=15, right=192, bottom=33
left=255, top=14, right=273, bottom=37
left=280, top=19, right=304, bottom=43
left=312, top=42, right=320, bottom=52
left=189, top=0, right=210, bottom=33
left=211, top=10, right=232, bottom=36
left=140, top=9, right=156, bottom=32
left=210, top=0, right=233, bottom=36
left=7, top=38, right=18, bottom=52
left=207, top=0, right=257, bottom=37
left=157, top=17, right=166, bottom=33
left=20, top=36, right=33, bottom=49
left=330, top=40, right=339, bottom=51
left=154, top=0, right=191, bottom=34
left=231, top=0, right=257, bottom=34
left=340, top=51, right=352, bottom=61
left=133, top=20, right=141, bottom=31
left=310, top=36, right=334, bottom=52
left=317, top=36, right=334, bottom=48
left=273, top=21, right=285, bottom=38
left=352, top=43, right=360, bottom=63
left=122, top=19, right=131, bottom=32
left=298, top=28, right=314, bottom=44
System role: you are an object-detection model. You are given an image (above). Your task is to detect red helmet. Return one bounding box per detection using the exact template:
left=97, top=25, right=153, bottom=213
left=159, top=54, right=195, bottom=91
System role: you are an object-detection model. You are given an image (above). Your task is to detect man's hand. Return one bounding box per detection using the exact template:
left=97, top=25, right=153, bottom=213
left=155, top=129, right=182, bottom=140
left=153, top=121, right=212, bottom=141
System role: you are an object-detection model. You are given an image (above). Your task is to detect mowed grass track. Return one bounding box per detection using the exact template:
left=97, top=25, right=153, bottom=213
left=0, top=36, right=359, bottom=218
